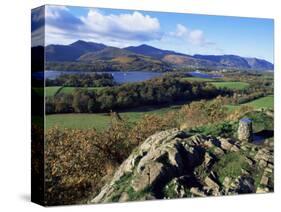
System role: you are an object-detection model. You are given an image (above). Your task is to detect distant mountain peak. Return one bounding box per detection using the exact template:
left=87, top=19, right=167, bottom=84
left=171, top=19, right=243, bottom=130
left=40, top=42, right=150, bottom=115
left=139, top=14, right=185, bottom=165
left=44, top=40, right=273, bottom=71
left=70, top=40, right=106, bottom=48
left=137, top=44, right=159, bottom=49
left=46, top=40, right=107, bottom=62
left=70, top=40, right=88, bottom=45
left=124, top=44, right=184, bottom=59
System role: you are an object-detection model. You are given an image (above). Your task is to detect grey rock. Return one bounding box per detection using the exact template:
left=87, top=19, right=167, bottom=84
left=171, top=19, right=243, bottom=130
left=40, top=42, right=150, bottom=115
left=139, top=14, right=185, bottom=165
left=190, top=187, right=206, bottom=197
left=256, top=187, right=269, bottom=193
left=259, top=159, right=267, bottom=168
left=219, top=138, right=233, bottom=151
left=245, top=157, right=254, bottom=166
left=264, top=167, right=273, bottom=173
left=222, top=177, right=232, bottom=189
left=203, top=152, right=214, bottom=168
left=260, top=176, right=269, bottom=186
left=204, top=176, right=220, bottom=190
left=237, top=118, right=253, bottom=142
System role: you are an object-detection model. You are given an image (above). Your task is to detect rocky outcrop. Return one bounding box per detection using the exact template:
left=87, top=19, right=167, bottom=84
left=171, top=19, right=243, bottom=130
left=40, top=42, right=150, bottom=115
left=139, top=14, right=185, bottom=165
left=90, top=129, right=274, bottom=203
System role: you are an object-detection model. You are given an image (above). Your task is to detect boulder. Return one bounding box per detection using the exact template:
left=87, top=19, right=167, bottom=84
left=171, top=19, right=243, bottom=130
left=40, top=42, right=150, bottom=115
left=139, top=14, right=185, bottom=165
left=204, top=176, right=220, bottom=190
left=219, top=138, right=233, bottom=151
left=190, top=187, right=206, bottom=197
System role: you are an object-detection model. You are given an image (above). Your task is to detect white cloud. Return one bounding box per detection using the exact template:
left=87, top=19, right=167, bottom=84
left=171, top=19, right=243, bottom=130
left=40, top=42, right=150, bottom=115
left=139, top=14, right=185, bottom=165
left=83, top=10, right=160, bottom=34
left=189, top=29, right=205, bottom=45
left=44, top=6, right=162, bottom=46
left=170, top=24, right=214, bottom=46
left=80, top=9, right=161, bottom=42
left=170, top=24, right=189, bottom=37
left=45, top=6, right=69, bottom=19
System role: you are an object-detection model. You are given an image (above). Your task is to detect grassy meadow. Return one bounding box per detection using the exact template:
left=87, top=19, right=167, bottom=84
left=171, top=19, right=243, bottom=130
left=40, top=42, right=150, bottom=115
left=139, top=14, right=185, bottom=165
left=46, top=105, right=179, bottom=130
left=45, top=86, right=62, bottom=97
left=183, top=77, right=216, bottom=82
left=211, top=81, right=250, bottom=90
left=245, top=95, right=273, bottom=109
left=226, top=95, right=274, bottom=111
left=45, top=86, right=106, bottom=97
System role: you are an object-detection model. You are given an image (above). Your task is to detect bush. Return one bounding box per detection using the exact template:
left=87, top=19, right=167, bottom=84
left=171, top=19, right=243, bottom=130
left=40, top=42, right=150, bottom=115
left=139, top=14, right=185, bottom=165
left=179, top=97, right=228, bottom=129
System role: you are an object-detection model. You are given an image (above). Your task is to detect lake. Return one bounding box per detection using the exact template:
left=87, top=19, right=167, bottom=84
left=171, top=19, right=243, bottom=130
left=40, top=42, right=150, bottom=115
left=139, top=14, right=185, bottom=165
left=32, top=70, right=222, bottom=84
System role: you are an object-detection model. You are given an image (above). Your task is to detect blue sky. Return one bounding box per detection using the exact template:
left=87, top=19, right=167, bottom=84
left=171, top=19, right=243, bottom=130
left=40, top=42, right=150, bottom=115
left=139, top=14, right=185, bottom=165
left=32, top=5, right=274, bottom=62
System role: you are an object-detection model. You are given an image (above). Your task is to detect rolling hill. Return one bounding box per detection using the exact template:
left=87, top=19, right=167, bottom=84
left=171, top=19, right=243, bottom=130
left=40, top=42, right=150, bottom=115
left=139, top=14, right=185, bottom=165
left=124, top=44, right=185, bottom=59
left=43, top=40, right=274, bottom=71
left=45, top=40, right=106, bottom=62
left=78, top=47, right=170, bottom=72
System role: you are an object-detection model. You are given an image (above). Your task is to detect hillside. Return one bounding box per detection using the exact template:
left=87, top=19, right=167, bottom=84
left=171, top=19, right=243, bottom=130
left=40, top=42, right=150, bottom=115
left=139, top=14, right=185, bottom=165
left=43, top=40, right=274, bottom=71
left=78, top=47, right=170, bottom=72
left=124, top=44, right=185, bottom=59
left=162, top=54, right=220, bottom=68
left=45, top=40, right=106, bottom=62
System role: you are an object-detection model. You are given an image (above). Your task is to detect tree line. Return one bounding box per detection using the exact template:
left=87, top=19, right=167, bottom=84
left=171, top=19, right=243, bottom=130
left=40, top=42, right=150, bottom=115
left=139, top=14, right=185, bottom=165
left=45, top=76, right=231, bottom=114
left=46, top=73, right=117, bottom=87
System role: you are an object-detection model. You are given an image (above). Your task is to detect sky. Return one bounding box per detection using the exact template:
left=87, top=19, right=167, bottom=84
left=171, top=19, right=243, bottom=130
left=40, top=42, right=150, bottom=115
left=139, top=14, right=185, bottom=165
left=31, top=5, right=274, bottom=63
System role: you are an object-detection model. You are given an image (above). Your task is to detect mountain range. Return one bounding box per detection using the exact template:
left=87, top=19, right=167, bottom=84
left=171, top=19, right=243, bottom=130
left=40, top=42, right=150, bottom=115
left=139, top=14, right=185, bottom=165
left=43, top=40, right=273, bottom=71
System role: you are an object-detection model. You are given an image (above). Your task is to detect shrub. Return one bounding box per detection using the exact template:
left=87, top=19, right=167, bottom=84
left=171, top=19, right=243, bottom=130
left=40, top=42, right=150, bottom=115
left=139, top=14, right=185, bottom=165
left=179, top=97, right=228, bottom=129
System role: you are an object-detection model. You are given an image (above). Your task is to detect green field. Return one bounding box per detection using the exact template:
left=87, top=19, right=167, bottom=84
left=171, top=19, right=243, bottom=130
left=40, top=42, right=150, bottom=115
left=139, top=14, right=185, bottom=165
left=211, top=81, right=250, bottom=90
left=60, top=86, right=105, bottom=94
left=46, top=114, right=112, bottom=131
left=245, top=95, right=273, bottom=109
left=226, top=95, right=274, bottom=111
left=45, top=86, right=62, bottom=97
left=183, top=77, right=216, bottom=82
left=45, top=86, right=106, bottom=97
left=183, top=78, right=249, bottom=91
left=46, top=105, right=179, bottom=130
